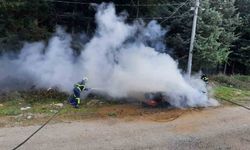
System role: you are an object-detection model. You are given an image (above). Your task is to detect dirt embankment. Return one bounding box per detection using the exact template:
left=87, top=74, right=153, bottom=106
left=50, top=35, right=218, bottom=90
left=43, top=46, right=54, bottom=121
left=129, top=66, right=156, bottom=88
left=0, top=104, right=202, bottom=127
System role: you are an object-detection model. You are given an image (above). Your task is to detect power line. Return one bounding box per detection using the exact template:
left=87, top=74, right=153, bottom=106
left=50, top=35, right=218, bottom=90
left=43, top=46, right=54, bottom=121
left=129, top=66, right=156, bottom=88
left=45, top=0, right=183, bottom=7
left=55, top=10, right=191, bottom=21
left=47, top=0, right=192, bottom=25
left=160, top=0, right=192, bottom=24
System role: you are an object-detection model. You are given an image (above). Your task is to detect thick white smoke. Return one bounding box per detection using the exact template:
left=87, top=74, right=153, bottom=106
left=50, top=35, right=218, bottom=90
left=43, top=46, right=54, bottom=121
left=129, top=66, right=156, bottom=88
left=0, top=3, right=218, bottom=107
left=0, top=28, right=81, bottom=91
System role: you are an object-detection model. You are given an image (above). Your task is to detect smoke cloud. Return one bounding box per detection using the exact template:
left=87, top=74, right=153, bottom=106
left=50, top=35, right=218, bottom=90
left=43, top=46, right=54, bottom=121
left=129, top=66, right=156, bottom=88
left=0, top=3, right=218, bottom=107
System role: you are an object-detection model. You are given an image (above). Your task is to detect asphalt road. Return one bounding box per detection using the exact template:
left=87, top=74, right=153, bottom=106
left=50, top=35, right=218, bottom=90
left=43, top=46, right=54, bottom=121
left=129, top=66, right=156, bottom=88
left=1, top=106, right=250, bottom=150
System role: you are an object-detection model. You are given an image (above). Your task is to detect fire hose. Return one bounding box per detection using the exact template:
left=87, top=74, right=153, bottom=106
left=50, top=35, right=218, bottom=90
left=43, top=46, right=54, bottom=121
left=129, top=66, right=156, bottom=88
left=220, top=98, right=250, bottom=110
left=11, top=108, right=62, bottom=150
left=11, top=87, right=100, bottom=150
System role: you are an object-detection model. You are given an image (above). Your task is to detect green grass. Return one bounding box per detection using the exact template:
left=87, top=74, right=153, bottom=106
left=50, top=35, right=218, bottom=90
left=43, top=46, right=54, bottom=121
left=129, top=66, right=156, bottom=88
left=0, top=106, right=21, bottom=116
left=205, top=75, right=250, bottom=107
left=0, top=97, right=99, bottom=117
left=214, top=86, right=250, bottom=101
left=211, top=75, right=250, bottom=104
left=0, top=88, right=111, bottom=118
left=0, top=100, right=21, bottom=116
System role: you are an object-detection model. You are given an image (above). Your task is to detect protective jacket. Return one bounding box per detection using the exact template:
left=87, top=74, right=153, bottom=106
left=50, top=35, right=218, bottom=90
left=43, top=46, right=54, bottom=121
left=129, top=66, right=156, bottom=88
left=69, top=81, right=87, bottom=108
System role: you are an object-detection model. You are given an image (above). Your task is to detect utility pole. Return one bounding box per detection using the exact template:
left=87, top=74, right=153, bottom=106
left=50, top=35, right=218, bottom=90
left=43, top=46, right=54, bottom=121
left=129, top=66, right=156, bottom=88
left=187, top=0, right=200, bottom=77
left=136, top=0, right=139, bottom=18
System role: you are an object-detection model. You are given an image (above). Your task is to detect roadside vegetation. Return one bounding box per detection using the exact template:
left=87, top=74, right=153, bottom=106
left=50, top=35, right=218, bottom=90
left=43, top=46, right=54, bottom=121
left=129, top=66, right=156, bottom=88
left=0, top=90, right=111, bottom=116
left=212, top=75, right=250, bottom=105
left=0, top=89, right=136, bottom=127
left=0, top=75, right=250, bottom=127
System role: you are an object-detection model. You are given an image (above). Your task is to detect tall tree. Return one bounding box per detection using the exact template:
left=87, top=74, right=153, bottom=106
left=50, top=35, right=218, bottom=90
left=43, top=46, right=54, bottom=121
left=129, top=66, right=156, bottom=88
left=194, top=0, right=226, bottom=71
left=0, top=0, right=53, bottom=52
left=211, top=0, right=241, bottom=73
left=230, top=0, right=250, bottom=74
left=146, top=0, right=194, bottom=69
left=193, top=0, right=240, bottom=73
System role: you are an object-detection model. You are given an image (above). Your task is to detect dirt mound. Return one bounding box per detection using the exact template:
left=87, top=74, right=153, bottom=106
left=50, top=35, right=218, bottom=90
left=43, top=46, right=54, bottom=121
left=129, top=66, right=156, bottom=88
left=0, top=103, right=203, bottom=127
left=96, top=104, right=198, bottom=122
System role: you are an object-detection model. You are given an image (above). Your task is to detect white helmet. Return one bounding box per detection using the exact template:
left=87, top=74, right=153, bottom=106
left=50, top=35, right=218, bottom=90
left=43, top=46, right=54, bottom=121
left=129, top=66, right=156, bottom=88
left=82, top=77, right=88, bottom=82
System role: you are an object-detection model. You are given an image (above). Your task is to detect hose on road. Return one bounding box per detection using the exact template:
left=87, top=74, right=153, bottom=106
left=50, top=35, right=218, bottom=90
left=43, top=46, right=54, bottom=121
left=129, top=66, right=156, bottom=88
left=221, top=98, right=250, bottom=110
left=11, top=105, right=64, bottom=150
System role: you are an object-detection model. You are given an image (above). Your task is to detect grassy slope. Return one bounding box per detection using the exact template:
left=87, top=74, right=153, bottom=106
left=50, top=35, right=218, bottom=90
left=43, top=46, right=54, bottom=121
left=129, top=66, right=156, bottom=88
left=212, top=75, right=250, bottom=104
left=0, top=90, right=98, bottom=116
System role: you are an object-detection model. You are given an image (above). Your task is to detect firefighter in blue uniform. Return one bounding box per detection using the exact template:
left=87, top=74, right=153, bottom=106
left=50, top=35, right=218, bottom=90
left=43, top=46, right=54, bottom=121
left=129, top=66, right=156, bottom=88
left=69, top=77, right=89, bottom=108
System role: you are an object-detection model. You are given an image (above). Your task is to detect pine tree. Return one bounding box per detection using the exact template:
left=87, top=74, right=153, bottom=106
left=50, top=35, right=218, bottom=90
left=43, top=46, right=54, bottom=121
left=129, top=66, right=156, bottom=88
left=231, top=0, right=250, bottom=74
left=210, top=0, right=241, bottom=73
left=0, top=0, right=53, bottom=52
left=194, top=0, right=229, bottom=68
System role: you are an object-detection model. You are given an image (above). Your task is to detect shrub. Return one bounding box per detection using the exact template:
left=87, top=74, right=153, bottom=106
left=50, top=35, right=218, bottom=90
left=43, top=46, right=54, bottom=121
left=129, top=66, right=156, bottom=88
left=211, top=74, right=250, bottom=90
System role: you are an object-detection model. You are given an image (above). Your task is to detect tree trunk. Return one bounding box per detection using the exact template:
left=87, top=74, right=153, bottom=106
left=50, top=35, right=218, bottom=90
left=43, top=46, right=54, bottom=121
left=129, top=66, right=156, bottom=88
left=232, top=63, right=235, bottom=74
left=223, top=63, right=227, bottom=74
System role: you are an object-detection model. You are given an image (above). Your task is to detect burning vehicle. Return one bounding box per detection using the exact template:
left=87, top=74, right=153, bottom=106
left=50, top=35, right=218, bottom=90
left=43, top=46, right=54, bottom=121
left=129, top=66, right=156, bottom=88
left=85, top=88, right=172, bottom=107
left=143, top=92, right=171, bottom=107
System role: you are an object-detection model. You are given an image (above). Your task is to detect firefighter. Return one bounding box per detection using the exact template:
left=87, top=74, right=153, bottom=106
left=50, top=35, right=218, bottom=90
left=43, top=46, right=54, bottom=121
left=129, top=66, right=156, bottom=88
left=201, top=74, right=209, bottom=85
left=69, top=77, right=89, bottom=108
